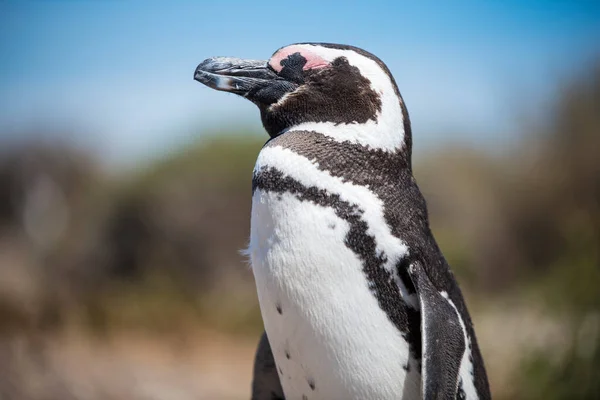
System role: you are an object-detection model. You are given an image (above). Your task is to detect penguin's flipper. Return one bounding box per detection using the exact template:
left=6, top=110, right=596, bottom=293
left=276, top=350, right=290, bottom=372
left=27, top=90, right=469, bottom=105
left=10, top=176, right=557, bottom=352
left=251, top=331, right=285, bottom=400
left=408, top=261, right=466, bottom=400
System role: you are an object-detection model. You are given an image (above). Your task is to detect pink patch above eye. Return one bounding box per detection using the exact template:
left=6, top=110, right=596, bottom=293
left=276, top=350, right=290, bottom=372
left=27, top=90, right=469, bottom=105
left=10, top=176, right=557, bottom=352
left=269, top=45, right=329, bottom=72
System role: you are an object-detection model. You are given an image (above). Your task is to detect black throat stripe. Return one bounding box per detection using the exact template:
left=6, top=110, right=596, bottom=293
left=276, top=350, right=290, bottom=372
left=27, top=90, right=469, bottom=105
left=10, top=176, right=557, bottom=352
left=253, top=166, right=421, bottom=361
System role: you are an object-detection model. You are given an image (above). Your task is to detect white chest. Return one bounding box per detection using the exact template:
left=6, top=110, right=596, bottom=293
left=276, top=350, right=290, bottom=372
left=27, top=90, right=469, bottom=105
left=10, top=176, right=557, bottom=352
left=249, top=189, right=421, bottom=400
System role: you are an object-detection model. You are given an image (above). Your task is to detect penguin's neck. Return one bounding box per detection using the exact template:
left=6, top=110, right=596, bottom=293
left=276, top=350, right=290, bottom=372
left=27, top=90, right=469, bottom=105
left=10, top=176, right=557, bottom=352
left=264, top=128, right=412, bottom=190
left=280, top=90, right=407, bottom=153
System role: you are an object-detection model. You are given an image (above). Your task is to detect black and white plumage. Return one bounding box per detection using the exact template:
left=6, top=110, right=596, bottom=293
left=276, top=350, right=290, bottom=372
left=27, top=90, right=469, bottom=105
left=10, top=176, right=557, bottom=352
left=194, top=43, right=491, bottom=400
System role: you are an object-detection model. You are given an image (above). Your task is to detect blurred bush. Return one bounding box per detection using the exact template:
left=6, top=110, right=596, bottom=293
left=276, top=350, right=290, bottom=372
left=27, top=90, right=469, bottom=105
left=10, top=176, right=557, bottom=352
left=421, top=63, right=600, bottom=299
left=508, top=63, right=600, bottom=400
left=0, top=134, right=266, bottom=337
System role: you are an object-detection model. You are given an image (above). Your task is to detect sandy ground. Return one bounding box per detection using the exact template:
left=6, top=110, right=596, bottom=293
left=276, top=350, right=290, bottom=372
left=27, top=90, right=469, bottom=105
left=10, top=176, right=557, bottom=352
left=0, top=330, right=257, bottom=400
left=0, top=305, right=566, bottom=400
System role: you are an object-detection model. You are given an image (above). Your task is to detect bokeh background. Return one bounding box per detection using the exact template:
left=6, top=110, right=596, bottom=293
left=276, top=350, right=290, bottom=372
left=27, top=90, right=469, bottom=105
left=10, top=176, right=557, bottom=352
left=1, top=1, right=599, bottom=399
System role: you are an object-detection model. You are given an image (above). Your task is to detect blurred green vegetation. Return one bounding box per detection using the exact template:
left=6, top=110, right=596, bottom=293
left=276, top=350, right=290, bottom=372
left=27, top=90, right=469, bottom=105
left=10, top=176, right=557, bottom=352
left=0, top=63, right=598, bottom=398
left=0, top=134, right=266, bottom=338
left=518, top=313, right=599, bottom=400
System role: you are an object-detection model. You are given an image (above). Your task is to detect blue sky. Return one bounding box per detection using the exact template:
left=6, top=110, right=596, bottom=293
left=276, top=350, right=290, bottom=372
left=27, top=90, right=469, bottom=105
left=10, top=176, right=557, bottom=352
left=1, top=1, right=599, bottom=166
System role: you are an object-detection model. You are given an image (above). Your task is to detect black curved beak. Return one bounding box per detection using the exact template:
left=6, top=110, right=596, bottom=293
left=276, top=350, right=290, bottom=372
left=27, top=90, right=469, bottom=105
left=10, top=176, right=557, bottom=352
left=194, top=57, right=278, bottom=95
left=194, top=57, right=298, bottom=105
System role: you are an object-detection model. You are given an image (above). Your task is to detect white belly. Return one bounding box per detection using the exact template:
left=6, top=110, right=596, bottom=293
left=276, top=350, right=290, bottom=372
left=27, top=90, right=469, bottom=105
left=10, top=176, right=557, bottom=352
left=249, top=189, right=421, bottom=400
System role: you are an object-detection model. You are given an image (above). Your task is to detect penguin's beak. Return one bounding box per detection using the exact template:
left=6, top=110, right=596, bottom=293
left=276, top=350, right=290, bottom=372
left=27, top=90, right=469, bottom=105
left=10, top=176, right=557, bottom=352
left=194, top=57, right=298, bottom=105
left=194, top=57, right=277, bottom=95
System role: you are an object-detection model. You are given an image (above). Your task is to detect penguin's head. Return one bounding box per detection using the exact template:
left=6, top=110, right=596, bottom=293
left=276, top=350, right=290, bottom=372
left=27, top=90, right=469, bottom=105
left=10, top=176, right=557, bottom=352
left=195, top=43, right=410, bottom=152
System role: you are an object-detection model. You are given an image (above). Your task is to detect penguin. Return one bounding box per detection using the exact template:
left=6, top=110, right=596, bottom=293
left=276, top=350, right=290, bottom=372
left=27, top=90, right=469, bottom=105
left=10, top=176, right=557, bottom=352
left=194, top=43, right=491, bottom=400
